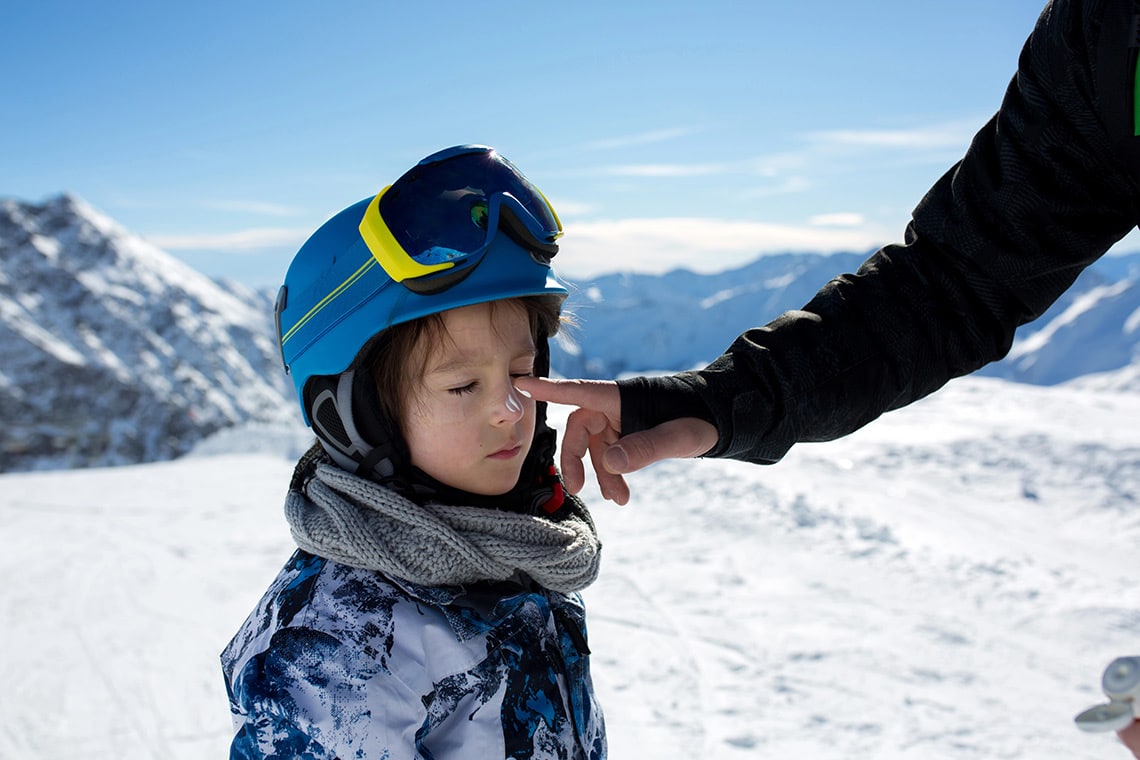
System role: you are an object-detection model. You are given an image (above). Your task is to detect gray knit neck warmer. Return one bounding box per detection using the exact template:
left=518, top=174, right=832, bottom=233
left=284, top=463, right=602, bottom=594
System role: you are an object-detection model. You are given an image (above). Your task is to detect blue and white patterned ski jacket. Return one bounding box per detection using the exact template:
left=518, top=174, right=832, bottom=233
left=221, top=550, right=606, bottom=759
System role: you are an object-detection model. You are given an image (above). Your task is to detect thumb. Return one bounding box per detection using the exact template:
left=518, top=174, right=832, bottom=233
left=602, top=417, right=718, bottom=474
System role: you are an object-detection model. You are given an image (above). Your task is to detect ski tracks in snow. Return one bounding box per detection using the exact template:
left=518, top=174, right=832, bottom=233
left=577, top=425, right=1137, bottom=760
left=0, top=456, right=296, bottom=759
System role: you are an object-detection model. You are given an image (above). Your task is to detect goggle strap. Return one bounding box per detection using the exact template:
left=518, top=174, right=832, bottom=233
left=498, top=203, right=559, bottom=259
left=396, top=264, right=478, bottom=295
left=274, top=284, right=289, bottom=371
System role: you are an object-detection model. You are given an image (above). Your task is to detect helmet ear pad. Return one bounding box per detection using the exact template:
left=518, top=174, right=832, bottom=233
left=302, top=369, right=407, bottom=482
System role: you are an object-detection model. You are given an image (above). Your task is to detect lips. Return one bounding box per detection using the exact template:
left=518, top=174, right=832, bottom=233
left=488, top=443, right=522, bottom=460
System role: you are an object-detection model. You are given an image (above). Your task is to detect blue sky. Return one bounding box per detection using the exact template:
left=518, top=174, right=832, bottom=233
left=11, top=0, right=1122, bottom=288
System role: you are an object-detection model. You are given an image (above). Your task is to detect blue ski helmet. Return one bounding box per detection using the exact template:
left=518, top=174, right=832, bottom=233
left=276, top=144, right=569, bottom=424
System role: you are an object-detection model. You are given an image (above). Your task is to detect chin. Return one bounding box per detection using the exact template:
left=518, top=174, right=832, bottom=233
left=471, top=469, right=526, bottom=497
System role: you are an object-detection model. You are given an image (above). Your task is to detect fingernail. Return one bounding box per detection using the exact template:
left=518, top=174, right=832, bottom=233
left=513, top=382, right=532, bottom=399
left=605, top=445, right=628, bottom=472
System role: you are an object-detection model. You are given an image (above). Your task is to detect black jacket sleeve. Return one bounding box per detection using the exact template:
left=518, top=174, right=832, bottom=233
left=619, top=0, right=1140, bottom=464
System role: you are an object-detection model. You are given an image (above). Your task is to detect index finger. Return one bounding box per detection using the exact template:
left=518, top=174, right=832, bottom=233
left=514, top=377, right=620, bottom=416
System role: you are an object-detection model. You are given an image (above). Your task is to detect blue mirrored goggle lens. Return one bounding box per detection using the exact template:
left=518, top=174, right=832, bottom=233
left=377, top=148, right=560, bottom=266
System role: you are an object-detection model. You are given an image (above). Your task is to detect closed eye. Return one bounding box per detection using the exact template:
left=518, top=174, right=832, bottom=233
left=448, top=382, right=478, bottom=396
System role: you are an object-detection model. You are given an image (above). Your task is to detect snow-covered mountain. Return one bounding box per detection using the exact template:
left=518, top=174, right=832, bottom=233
left=3, top=192, right=1138, bottom=473
left=0, top=194, right=294, bottom=472
left=551, top=252, right=872, bottom=377
left=552, top=251, right=1140, bottom=387
left=988, top=270, right=1140, bottom=389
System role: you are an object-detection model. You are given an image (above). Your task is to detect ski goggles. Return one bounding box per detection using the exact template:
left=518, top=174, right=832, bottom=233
left=358, top=145, right=562, bottom=295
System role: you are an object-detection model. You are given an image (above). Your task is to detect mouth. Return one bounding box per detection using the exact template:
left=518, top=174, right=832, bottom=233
left=488, top=443, right=522, bottom=460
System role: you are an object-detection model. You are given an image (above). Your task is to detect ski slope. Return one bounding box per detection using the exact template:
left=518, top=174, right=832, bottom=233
left=1, top=376, right=1137, bottom=758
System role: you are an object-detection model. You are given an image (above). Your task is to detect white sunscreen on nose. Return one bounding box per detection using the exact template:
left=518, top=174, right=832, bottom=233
left=505, top=385, right=523, bottom=415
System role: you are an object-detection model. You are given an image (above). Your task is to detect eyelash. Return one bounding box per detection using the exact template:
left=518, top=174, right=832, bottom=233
left=447, top=372, right=533, bottom=397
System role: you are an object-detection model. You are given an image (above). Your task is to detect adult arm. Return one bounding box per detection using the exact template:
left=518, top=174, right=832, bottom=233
left=523, top=0, right=1140, bottom=497
left=621, top=0, right=1140, bottom=464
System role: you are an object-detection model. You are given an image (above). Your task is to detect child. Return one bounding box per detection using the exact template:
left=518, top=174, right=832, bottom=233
left=221, top=146, right=605, bottom=759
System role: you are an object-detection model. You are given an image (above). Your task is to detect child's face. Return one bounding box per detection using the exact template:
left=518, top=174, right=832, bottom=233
left=402, top=301, right=537, bottom=496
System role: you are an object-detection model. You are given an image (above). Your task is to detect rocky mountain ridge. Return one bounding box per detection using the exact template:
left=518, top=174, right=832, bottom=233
left=3, top=193, right=1138, bottom=472
left=0, top=194, right=292, bottom=471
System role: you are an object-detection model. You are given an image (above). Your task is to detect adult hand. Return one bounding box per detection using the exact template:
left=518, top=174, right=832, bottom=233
left=516, top=377, right=718, bottom=505
left=1121, top=720, right=1140, bottom=758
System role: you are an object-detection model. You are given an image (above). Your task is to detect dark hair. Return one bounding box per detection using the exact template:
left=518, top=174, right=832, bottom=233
left=364, top=296, right=564, bottom=432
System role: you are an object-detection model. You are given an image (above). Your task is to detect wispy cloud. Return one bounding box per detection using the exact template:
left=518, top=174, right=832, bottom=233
left=807, top=120, right=980, bottom=151
left=583, top=127, right=698, bottom=151
left=547, top=198, right=597, bottom=217
left=596, top=162, right=731, bottom=178
left=740, top=175, right=813, bottom=198
left=148, top=227, right=311, bottom=251
left=559, top=217, right=890, bottom=278
left=810, top=212, right=865, bottom=227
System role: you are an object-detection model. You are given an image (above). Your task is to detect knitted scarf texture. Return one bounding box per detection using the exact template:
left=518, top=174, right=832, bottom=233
left=285, top=462, right=601, bottom=594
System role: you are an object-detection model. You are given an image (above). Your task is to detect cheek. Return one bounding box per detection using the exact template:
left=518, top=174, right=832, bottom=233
left=438, top=398, right=487, bottom=428
left=402, top=406, right=455, bottom=468
left=403, top=396, right=475, bottom=446
left=401, top=398, right=438, bottom=448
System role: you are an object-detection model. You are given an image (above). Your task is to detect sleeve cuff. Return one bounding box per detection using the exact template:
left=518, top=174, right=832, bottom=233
left=616, top=373, right=715, bottom=436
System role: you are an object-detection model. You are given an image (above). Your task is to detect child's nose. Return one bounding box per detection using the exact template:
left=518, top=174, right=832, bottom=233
left=493, top=380, right=526, bottom=424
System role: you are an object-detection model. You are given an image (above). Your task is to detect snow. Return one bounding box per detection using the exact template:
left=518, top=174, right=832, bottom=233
left=1007, top=281, right=1133, bottom=358
left=1126, top=305, right=1140, bottom=336
left=1, top=376, right=1136, bottom=759
left=0, top=297, right=87, bottom=366
left=700, top=288, right=741, bottom=309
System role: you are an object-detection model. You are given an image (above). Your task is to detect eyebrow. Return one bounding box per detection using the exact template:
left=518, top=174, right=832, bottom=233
left=427, top=345, right=536, bottom=376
